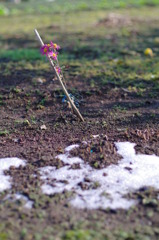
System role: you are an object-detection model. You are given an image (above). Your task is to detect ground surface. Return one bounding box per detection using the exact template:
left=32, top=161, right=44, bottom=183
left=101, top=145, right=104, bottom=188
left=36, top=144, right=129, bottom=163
left=0, top=0, right=159, bottom=239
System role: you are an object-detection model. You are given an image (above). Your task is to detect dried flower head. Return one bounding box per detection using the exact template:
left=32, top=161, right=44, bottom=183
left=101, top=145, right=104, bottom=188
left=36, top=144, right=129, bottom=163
left=56, top=66, right=61, bottom=74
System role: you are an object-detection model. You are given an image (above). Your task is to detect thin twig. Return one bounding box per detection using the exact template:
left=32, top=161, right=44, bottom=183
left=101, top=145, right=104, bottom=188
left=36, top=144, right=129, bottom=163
left=34, top=29, right=84, bottom=122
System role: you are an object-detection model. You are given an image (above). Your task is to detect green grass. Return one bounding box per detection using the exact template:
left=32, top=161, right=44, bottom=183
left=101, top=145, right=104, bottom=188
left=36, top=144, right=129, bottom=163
left=0, top=49, right=43, bottom=61
left=0, top=232, right=7, bottom=240
left=1, top=0, right=159, bottom=16
left=62, top=229, right=106, bottom=240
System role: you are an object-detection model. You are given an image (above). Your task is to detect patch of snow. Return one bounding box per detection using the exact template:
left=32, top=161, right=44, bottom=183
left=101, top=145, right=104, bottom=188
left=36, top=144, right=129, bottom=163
left=65, top=144, right=79, bottom=152
left=0, top=157, right=26, bottom=192
left=4, top=193, right=33, bottom=209
left=56, top=144, right=82, bottom=165
left=39, top=142, right=159, bottom=209
left=14, top=193, right=33, bottom=209
left=92, top=135, right=100, bottom=139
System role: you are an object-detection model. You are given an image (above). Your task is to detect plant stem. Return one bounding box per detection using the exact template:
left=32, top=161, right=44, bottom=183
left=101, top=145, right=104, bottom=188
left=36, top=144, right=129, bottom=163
left=34, top=29, right=84, bottom=122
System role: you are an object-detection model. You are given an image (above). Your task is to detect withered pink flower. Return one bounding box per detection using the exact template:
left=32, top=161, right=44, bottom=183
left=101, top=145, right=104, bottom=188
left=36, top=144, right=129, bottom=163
left=56, top=66, right=61, bottom=74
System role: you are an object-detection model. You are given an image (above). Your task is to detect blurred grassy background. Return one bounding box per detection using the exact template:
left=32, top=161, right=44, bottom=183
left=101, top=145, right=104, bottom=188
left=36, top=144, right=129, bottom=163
left=0, top=0, right=159, bottom=95
left=1, top=0, right=159, bottom=15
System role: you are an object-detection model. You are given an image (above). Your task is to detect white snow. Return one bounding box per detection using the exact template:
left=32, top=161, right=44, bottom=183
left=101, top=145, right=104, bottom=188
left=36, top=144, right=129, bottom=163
left=0, top=157, right=33, bottom=209
left=92, top=135, right=100, bottom=139
left=14, top=193, right=33, bottom=209
left=65, top=144, right=79, bottom=152
left=4, top=193, right=33, bottom=209
left=0, top=157, right=26, bottom=192
left=39, top=142, right=159, bottom=210
left=56, top=144, right=83, bottom=165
